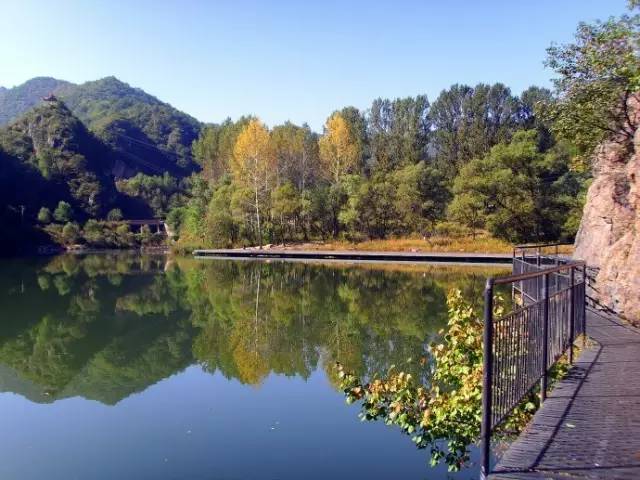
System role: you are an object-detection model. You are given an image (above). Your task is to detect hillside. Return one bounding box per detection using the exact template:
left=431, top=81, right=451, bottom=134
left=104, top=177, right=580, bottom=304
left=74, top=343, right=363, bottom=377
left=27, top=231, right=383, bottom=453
left=0, top=76, right=202, bottom=176
left=0, top=97, right=116, bottom=219
left=0, top=77, right=73, bottom=126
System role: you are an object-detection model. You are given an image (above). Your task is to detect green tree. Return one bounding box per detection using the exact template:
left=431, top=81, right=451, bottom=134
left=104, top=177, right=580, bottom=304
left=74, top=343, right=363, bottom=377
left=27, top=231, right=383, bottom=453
left=431, top=83, right=520, bottom=178
left=83, top=219, right=105, bottom=246
left=205, top=181, right=237, bottom=247
left=545, top=7, right=640, bottom=159
left=54, top=201, right=73, bottom=223
left=368, top=96, right=431, bottom=172
left=271, top=182, right=301, bottom=243
left=450, top=130, right=579, bottom=243
left=61, top=222, right=80, bottom=245
left=107, top=208, right=123, bottom=221
left=37, top=207, right=52, bottom=224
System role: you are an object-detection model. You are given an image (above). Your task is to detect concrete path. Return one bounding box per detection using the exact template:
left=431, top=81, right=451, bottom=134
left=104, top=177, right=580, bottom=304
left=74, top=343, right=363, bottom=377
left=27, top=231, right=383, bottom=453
left=193, top=248, right=512, bottom=264
left=491, top=308, right=640, bottom=479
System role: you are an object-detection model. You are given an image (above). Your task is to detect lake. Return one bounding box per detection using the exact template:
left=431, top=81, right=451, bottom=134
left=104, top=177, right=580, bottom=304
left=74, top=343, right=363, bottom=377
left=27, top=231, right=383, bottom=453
left=0, top=253, right=508, bottom=480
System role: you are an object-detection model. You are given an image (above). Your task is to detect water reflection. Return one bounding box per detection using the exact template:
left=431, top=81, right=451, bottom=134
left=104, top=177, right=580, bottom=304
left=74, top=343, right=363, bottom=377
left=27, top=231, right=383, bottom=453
left=0, top=254, right=505, bottom=406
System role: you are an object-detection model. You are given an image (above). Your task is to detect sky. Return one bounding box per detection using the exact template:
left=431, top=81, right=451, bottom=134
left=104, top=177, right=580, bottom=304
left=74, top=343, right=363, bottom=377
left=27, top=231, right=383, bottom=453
left=0, top=0, right=630, bottom=130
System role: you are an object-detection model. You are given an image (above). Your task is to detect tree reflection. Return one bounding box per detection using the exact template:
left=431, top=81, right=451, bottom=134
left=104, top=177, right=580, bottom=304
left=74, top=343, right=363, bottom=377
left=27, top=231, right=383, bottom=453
left=0, top=254, right=507, bottom=404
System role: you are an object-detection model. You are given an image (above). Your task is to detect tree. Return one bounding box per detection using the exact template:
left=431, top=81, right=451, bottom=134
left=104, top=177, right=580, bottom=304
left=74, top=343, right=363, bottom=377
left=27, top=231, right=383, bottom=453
left=449, top=130, right=578, bottom=243
left=368, top=95, right=431, bottom=172
left=107, top=208, right=123, bottom=221
left=139, top=224, right=153, bottom=245
left=545, top=8, right=640, bottom=158
left=339, top=175, right=398, bottom=239
left=54, top=201, right=73, bottom=223
left=318, top=113, right=361, bottom=183
left=271, top=182, right=301, bottom=243
left=61, top=222, right=80, bottom=245
left=37, top=207, right=52, bottom=224
left=205, top=181, right=237, bottom=247
left=431, top=83, right=520, bottom=178
left=115, top=224, right=134, bottom=247
left=192, top=117, right=253, bottom=183
left=271, top=122, right=319, bottom=190
left=83, top=219, right=105, bottom=246
left=232, top=119, right=276, bottom=247
left=447, top=193, right=485, bottom=239
left=392, top=162, right=449, bottom=233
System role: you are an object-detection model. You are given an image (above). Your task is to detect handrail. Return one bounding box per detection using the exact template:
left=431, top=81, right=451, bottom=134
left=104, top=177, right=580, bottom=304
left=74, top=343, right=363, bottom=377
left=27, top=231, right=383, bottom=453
left=514, top=242, right=573, bottom=249
left=480, top=259, right=586, bottom=479
left=494, top=260, right=585, bottom=284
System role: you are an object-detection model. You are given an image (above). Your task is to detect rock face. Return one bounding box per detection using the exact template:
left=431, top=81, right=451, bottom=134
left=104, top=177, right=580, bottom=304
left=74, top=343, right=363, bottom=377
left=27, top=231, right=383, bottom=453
left=574, top=96, right=640, bottom=322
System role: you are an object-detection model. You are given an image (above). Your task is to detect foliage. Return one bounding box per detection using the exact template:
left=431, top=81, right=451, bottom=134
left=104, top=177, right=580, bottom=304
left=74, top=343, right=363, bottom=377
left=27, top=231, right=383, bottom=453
left=106, top=208, right=123, bottom=221
left=0, top=100, right=114, bottom=220
left=61, top=222, right=80, bottom=245
left=231, top=119, right=276, bottom=246
left=116, top=172, right=186, bottom=217
left=54, top=201, right=74, bottom=223
left=430, top=83, right=521, bottom=178
left=61, top=76, right=201, bottom=173
left=449, top=130, right=584, bottom=243
left=318, top=113, right=362, bottom=182
left=37, top=207, right=52, bottom=224
left=545, top=8, right=640, bottom=158
left=0, top=77, right=72, bottom=126
left=337, top=290, right=497, bottom=470
left=368, top=96, right=431, bottom=172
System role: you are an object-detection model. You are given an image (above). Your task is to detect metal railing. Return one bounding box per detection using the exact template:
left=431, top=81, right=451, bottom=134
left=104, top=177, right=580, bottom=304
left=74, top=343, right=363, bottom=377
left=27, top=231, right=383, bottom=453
left=480, top=247, right=586, bottom=479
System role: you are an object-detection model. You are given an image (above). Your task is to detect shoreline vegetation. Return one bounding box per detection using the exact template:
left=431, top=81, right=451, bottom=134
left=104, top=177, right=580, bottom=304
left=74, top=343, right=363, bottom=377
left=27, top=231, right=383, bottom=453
left=173, top=231, right=513, bottom=255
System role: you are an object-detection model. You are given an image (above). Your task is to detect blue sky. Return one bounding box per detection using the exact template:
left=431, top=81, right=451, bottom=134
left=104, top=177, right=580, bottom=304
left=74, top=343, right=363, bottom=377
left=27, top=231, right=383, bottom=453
left=0, top=0, right=629, bottom=130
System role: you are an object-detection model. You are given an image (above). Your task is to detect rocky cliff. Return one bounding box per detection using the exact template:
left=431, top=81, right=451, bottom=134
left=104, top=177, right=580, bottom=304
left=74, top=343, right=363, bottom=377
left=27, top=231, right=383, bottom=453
left=574, top=95, right=640, bottom=321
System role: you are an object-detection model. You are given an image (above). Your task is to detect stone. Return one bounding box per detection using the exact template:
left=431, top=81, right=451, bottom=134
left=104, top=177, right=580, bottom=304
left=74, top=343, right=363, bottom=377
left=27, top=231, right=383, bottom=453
left=574, top=94, right=640, bottom=322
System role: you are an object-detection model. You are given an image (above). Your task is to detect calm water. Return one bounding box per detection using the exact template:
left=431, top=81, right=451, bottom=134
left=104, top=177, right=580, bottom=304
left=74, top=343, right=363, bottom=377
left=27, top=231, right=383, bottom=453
left=0, top=253, right=508, bottom=480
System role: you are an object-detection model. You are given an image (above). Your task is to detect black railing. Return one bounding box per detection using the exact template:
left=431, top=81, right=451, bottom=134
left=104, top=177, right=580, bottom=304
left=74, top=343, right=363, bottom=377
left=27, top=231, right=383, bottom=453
left=480, top=250, right=586, bottom=479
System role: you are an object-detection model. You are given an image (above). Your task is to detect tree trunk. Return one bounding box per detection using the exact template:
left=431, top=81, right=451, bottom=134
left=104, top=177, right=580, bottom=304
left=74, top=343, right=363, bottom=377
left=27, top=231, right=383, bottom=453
left=255, top=184, right=262, bottom=248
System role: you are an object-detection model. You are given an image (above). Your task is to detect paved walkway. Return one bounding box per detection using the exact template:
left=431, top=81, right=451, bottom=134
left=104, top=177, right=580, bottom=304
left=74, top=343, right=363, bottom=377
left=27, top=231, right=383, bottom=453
left=491, top=308, right=640, bottom=479
left=193, top=249, right=512, bottom=264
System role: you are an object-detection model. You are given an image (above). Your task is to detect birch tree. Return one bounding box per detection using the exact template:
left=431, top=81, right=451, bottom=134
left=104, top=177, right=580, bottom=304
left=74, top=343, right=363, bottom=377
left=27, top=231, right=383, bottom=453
left=232, top=119, right=275, bottom=247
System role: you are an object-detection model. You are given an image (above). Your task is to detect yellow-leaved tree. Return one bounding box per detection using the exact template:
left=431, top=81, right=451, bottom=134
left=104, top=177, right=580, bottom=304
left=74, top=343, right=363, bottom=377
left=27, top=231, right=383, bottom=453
left=232, top=119, right=275, bottom=247
left=318, top=113, right=360, bottom=183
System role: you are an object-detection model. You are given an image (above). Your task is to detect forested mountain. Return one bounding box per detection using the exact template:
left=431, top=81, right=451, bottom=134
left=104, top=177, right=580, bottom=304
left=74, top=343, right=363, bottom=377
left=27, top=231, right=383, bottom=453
left=0, top=77, right=73, bottom=126
left=0, top=76, right=201, bottom=175
left=0, top=98, right=116, bottom=219
left=60, top=77, right=201, bottom=175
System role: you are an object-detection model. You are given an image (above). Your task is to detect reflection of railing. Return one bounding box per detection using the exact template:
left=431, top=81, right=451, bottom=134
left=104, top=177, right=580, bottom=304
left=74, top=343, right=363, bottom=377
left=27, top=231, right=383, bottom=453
left=480, top=246, right=586, bottom=479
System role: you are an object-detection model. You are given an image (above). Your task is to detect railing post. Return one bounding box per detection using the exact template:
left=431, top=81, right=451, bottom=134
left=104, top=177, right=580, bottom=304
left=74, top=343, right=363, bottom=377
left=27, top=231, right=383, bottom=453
left=568, top=267, right=575, bottom=364
left=481, top=278, right=495, bottom=480
left=536, top=248, right=541, bottom=299
left=582, top=264, right=587, bottom=342
left=541, top=272, right=549, bottom=402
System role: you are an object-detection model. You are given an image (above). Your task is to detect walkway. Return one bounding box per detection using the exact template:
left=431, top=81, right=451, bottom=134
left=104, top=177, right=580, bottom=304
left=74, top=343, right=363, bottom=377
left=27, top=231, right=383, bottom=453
left=491, top=308, right=640, bottom=479
left=193, top=249, right=512, bottom=264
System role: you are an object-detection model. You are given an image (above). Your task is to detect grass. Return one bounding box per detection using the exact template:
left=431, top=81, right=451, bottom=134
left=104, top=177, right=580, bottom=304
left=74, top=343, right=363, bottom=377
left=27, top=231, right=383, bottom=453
left=286, top=233, right=514, bottom=254
left=173, top=231, right=576, bottom=256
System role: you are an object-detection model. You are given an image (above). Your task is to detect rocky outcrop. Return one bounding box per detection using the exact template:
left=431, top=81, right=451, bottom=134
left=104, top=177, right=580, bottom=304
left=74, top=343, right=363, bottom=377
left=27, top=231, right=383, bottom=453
left=574, top=95, right=640, bottom=322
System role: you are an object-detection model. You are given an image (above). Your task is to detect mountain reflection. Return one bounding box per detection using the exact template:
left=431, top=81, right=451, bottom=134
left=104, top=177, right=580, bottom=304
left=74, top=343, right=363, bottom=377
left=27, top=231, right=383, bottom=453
left=0, top=254, right=506, bottom=405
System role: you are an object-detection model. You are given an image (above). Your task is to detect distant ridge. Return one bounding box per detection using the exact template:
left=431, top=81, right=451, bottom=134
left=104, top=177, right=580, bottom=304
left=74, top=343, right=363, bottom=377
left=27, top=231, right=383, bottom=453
left=0, top=76, right=202, bottom=175
left=0, top=77, right=72, bottom=125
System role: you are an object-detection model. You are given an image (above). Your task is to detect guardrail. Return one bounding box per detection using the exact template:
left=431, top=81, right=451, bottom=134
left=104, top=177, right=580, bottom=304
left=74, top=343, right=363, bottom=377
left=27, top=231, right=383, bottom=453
left=480, top=251, right=586, bottom=479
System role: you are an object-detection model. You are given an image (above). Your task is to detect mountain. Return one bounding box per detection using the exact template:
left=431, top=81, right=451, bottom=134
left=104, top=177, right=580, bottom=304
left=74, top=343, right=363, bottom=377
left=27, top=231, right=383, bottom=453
left=0, top=97, right=116, bottom=219
left=0, top=76, right=202, bottom=176
left=0, top=77, right=73, bottom=126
